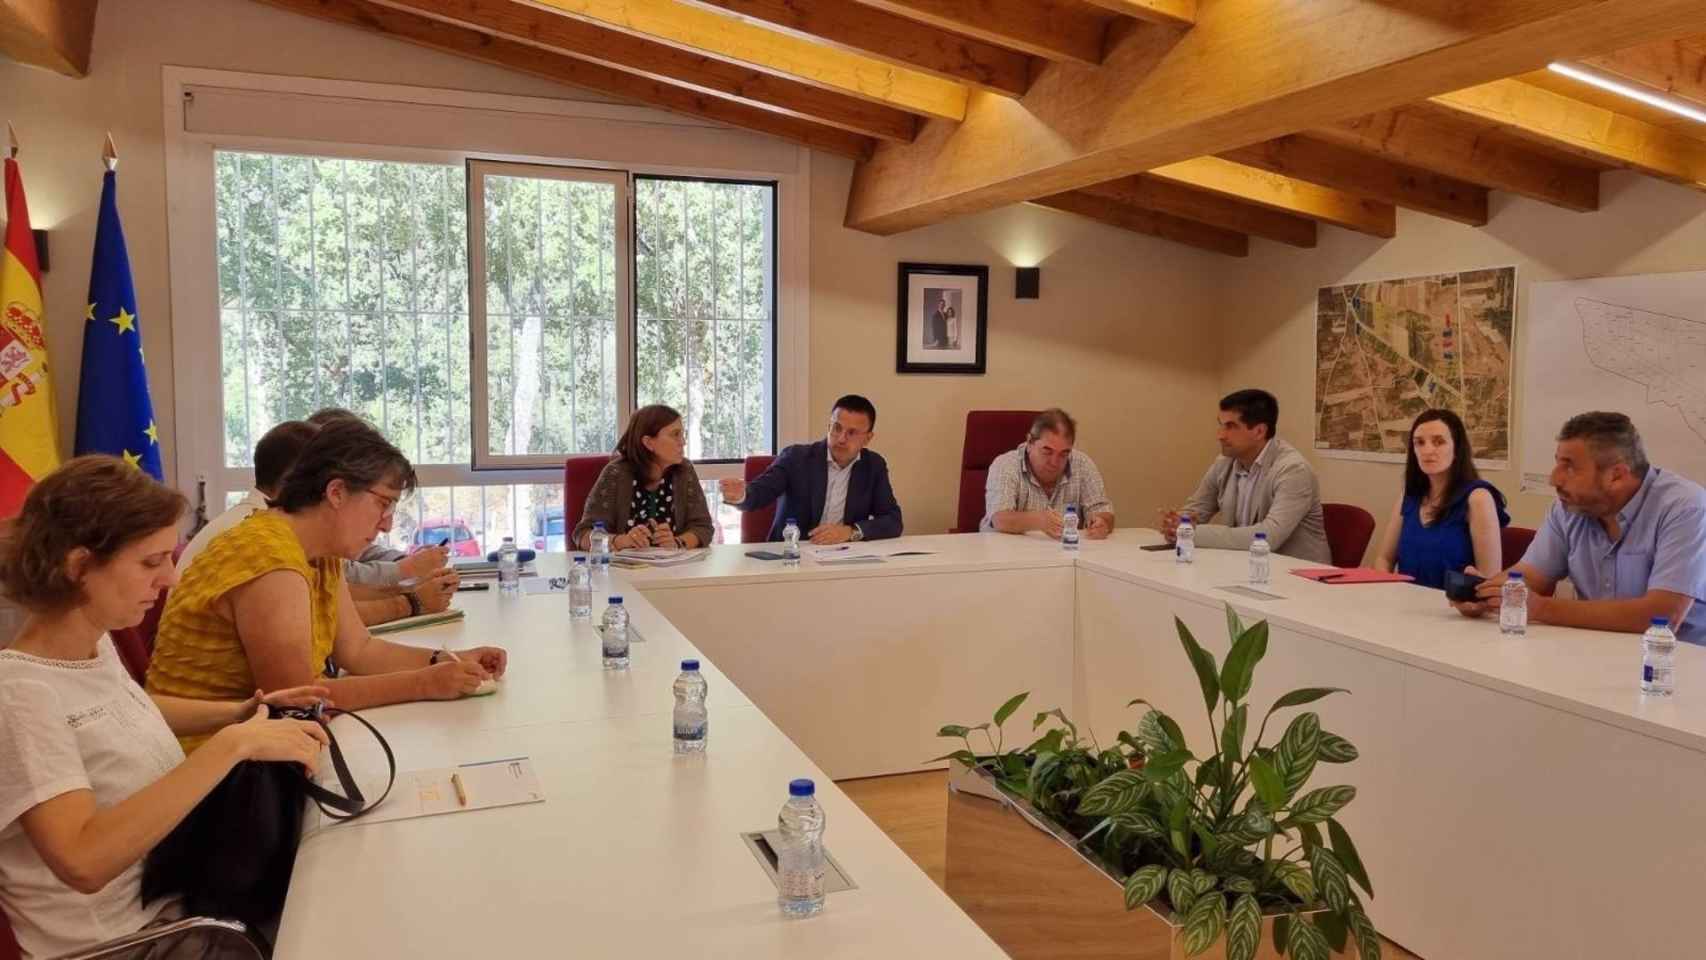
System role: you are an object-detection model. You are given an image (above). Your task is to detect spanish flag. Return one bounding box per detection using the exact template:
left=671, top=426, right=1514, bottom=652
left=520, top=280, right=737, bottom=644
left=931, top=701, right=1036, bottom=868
left=0, top=129, right=61, bottom=517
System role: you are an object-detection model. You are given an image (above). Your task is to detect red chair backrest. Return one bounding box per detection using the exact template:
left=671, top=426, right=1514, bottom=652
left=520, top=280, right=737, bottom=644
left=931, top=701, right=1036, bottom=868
left=1322, top=502, right=1377, bottom=569
left=111, top=541, right=186, bottom=687
left=563, top=454, right=617, bottom=540
left=0, top=904, right=20, bottom=960
left=1501, top=525, right=1536, bottom=568
left=740, top=455, right=776, bottom=544
left=953, top=410, right=1041, bottom=534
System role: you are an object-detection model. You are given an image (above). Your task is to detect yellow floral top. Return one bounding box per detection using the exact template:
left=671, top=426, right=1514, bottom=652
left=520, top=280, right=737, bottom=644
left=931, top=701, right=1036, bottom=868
left=147, top=511, right=343, bottom=751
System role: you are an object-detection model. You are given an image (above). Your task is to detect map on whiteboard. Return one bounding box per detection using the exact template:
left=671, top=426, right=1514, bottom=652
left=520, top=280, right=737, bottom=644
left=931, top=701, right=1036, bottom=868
left=1314, top=267, right=1516, bottom=465
left=1523, top=272, right=1706, bottom=492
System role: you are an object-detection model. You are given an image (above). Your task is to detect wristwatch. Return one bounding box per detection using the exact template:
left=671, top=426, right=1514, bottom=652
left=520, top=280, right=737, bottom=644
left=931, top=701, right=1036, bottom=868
left=850, top=524, right=864, bottom=542
left=428, top=648, right=448, bottom=665
left=405, top=592, right=423, bottom=617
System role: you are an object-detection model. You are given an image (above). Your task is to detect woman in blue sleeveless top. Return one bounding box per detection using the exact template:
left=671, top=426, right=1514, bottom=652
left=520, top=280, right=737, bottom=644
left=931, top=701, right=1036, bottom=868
left=1371, top=409, right=1509, bottom=589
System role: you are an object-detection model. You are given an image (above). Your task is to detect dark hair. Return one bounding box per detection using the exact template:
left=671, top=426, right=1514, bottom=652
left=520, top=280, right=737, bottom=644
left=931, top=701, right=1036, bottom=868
left=831, top=394, right=877, bottom=430
left=1403, top=409, right=1480, bottom=506
left=306, top=406, right=365, bottom=427
left=1028, top=408, right=1077, bottom=444
left=253, top=421, right=319, bottom=493
left=616, top=404, right=684, bottom=478
left=1220, top=389, right=1279, bottom=440
left=0, top=456, right=186, bottom=613
left=1558, top=411, right=1649, bottom=477
left=272, top=418, right=417, bottom=511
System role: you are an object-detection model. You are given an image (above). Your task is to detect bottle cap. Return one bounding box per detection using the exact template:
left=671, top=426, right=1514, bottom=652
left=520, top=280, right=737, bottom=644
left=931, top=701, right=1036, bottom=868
left=1180, top=514, right=1192, bottom=523
left=1065, top=505, right=1077, bottom=514
left=788, top=778, right=815, bottom=797
left=1651, top=617, right=1670, bottom=627
left=1508, top=571, right=1524, bottom=580
left=1254, top=532, right=1267, bottom=540
left=574, top=556, right=587, bottom=564
left=681, top=658, right=700, bottom=671
left=608, top=596, right=623, bottom=605
left=503, top=536, right=514, bottom=543
left=786, top=517, right=797, bottom=523
left=594, top=521, right=606, bottom=530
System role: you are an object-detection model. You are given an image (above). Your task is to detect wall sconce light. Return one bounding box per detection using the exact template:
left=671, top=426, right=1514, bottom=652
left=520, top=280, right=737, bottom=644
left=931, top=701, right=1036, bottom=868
left=1015, top=266, right=1040, bottom=300
left=32, top=229, right=48, bottom=272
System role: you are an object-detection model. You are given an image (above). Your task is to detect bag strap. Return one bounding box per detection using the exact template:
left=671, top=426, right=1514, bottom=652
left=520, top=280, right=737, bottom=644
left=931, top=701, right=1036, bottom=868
left=299, top=707, right=397, bottom=822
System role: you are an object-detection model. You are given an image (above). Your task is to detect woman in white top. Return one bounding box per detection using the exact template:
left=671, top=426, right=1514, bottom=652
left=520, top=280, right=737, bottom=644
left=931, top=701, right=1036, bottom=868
left=0, top=456, right=329, bottom=960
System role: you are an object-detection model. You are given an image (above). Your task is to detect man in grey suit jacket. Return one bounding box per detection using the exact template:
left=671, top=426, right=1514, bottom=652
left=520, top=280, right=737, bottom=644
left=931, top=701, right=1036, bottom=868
left=1160, top=389, right=1332, bottom=563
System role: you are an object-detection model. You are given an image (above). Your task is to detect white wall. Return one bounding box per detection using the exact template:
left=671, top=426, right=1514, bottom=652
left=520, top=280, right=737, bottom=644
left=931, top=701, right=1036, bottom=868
left=1217, top=171, right=1706, bottom=561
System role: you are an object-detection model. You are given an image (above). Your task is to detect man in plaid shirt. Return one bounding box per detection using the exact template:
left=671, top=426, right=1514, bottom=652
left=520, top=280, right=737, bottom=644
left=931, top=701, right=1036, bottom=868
left=981, top=408, right=1115, bottom=539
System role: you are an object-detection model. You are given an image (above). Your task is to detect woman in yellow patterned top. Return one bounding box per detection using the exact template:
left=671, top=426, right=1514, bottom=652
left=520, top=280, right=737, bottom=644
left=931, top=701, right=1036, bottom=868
left=149, top=419, right=507, bottom=748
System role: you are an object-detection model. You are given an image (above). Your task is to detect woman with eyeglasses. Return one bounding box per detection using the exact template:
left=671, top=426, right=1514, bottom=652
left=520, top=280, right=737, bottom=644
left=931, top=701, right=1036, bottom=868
left=0, top=456, right=329, bottom=959
left=149, top=420, right=507, bottom=750
left=574, top=404, right=716, bottom=552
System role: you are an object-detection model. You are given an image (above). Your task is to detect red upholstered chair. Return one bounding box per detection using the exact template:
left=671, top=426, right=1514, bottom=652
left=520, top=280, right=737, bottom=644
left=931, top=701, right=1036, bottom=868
left=1501, top=525, right=1537, bottom=569
left=111, top=541, right=186, bottom=686
left=952, top=410, right=1041, bottom=534
left=1, top=906, right=18, bottom=960
left=740, top=455, right=777, bottom=543
left=1322, top=503, right=1377, bottom=569
left=563, top=454, right=617, bottom=541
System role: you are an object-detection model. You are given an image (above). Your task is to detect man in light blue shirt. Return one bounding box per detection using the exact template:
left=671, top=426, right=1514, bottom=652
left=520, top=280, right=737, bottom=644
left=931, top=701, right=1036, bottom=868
left=1454, top=412, right=1706, bottom=643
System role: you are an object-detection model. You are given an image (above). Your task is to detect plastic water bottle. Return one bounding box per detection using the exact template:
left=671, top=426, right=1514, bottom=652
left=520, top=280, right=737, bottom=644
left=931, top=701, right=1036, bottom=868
left=589, top=522, right=612, bottom=583
left=497, top=537, right=520, bottom=597
left=1249, top=532, right=1271, bottom=585
left=673, top=659, right=708, bottom=754
left=568, top=557, right=592, bottom=621
left=1642, top=617, right=1677, bottom=696
left=601, top=596, right=630, bottom=669
left=1175, top=514, right=1195, bottom=564
left=782, top=518, right=801, bottom=567
left=1062, top=506, right=1080, bottom=552
left=1500, top=571, right=1528, bottom=636
left=777, top=779, right=826, bottom=918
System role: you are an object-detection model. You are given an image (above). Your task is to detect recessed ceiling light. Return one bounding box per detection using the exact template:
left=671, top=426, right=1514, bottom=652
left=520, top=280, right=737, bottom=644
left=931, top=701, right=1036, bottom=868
left=1547, top=61, right=1706, bottom=125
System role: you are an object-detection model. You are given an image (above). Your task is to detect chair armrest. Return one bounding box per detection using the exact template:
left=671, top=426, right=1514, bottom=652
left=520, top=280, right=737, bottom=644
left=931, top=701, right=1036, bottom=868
left=49, top=918, right=262, bottom=960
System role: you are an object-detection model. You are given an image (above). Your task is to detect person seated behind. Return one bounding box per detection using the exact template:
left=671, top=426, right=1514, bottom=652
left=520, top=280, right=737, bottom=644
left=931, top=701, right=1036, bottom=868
left=1454, top=412, right=1706, bottom=643
left=0, top=457, right=329, bottom=960
left=718, top=394, right=902, bottom=544
left=982, top=408, right=1115, bottom=539
left=573, top=405, right=716, bottom=551
left=148, top=419, right=506, bottom=748
left=1371, top=408, right=1509, bottom=588
left=1160, top=389, right=1330, bottom=563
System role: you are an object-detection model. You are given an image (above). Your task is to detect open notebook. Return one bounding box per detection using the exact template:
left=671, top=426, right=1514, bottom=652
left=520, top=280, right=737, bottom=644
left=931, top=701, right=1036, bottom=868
left=1290, top=568, right=1415, bottom=585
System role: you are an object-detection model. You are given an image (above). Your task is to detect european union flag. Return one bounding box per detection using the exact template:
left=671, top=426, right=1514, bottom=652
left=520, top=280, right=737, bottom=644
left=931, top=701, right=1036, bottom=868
left=74, top=167, right=162, bottom=480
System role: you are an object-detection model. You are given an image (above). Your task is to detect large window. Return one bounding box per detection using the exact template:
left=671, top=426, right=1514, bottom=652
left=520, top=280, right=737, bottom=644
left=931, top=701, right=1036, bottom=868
left=213, top=150, right=777, bottom=550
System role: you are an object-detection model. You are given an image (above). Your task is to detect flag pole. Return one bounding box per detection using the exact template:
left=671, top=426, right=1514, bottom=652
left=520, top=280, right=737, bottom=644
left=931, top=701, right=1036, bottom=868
left=7, top=122, right=17, bottom=159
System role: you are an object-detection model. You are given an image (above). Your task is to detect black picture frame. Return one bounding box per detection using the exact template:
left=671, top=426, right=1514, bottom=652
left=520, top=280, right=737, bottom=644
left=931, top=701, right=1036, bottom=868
left=896, top=262, right=988, bottom=375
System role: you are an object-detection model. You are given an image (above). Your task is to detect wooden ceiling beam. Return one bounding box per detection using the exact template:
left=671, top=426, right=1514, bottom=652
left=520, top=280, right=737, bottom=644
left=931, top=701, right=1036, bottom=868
left=1079, top=0, right=1194, bottom=30
left=844, top=0, right=1706, bottom=235
left=1147, top=156, right=1396, bottom=238
left=1581, top=39, right=1706, bottom=108
left=1430, top=78, right=1706, bottom=191
left=679, top=0, right=1031, bottom=97
left=0, top=0, right=97, bottom=77
left=852, top=0, right=1108, bottom=65
left=523, top=0, right=969, bottom=120
left=253, top=0, right=876, bottom=158
left=1220, top=133, right=1489, bottom=226
left=1311, top=106, right=1600, bottom=212
left=372, top=0, right=916, bottom=140
left=1079, top=175, right=1316, bottom=247
left=1031, top=191, right=1249, bottom=257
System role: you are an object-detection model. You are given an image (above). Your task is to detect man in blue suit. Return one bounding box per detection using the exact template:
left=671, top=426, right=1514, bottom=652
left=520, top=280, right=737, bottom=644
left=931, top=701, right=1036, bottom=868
left=719, top=395, right=903, bottom=543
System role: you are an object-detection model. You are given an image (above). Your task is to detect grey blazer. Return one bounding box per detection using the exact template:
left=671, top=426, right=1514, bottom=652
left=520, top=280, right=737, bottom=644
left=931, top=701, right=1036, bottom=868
left=573, top=458, right=716, bottom=549
left=1181, top=437, right=1332, bottom=564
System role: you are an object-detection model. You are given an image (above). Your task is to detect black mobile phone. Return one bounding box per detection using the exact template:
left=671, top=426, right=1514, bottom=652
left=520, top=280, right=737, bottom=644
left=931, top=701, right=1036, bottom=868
left=1140, top=543, right=1175, bottom=552
left=457, top=582, right=491, bottom=592
left=745, top=549, right=786, bottom=561
left=1443, top=570, right=1486, bottom=603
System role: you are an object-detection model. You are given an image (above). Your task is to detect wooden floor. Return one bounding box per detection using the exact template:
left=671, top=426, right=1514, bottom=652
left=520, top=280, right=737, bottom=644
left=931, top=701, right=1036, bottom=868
left=838, top=771, right=1421, bottom=960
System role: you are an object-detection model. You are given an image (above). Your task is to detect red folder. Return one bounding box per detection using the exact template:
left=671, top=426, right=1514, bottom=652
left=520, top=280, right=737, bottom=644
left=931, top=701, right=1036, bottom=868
left=1290, top=567, right=1415, bottom=585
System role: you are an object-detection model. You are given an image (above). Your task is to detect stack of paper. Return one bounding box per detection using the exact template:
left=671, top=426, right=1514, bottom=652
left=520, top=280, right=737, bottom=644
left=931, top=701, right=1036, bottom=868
left=611, top=547, right=708, bottom=567
left=370, top=608, right=466, bottom=634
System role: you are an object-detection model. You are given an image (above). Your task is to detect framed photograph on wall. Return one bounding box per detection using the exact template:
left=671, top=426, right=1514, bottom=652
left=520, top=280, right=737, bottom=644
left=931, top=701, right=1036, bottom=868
left=896, top=262, right=988, bottom=374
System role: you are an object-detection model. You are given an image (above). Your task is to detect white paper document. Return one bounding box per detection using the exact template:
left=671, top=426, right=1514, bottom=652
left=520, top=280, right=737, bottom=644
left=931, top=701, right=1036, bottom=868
left=313, top=756, right=545, bottom=831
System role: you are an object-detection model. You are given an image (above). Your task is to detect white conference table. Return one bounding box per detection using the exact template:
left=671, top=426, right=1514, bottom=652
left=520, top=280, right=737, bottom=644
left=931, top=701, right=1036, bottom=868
left=278, top=531, right=1706, bottom=960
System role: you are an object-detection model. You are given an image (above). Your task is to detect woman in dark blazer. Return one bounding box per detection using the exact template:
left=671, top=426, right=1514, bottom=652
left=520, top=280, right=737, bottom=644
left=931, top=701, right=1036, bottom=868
left=573, top=404, right=716, bottom=551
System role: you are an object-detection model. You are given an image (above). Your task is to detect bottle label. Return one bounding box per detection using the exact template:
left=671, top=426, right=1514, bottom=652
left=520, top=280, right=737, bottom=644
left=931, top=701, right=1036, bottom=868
left=1644, top=663, right=1655, bottom=683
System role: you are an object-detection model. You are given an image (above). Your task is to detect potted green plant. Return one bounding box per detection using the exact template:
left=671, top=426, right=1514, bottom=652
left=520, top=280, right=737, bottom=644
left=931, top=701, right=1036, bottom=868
left=937, top=606, right=1380, bottom=960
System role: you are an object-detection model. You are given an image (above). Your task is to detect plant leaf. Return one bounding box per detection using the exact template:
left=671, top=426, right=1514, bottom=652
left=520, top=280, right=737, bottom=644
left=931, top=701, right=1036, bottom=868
left=1022, top=728, right=1066, bottom=756
left=1123, top=864, right=1169, bottom=910
left=1284, top=785, right=1357, bottom=827
left=1264, top=687, right=1347, bottom=720
left=1314, top=909, right=1349, bottom=952
left=1221, top=808, right=1272, bottom=846
left=1286, top=913, right=1331, bottom=960
left=1271, top=914, right=1290, bottom=955
left=1190, top=869, right=1219, bottom=896
left=1027, top=751, right=1063, bottom=804
left=1275, top=712, right=1321, bottom=800
left=1296, top=821, right=1324, bottom=851
left=1032, top=708, right=1079, bottom=742
left=1175, top=617, right=1221, bottom=712
left=1180, top=892, right=1227, bottom=957
left=925, top=749, right=978, bottom=766
left=993, top=691, right=1029, bottom=728
left=1349, top=902, right=1383, bottom=960
left=938, top=724, right=971, bottom=738
left=1137, top=709, right=1183, bottom=755
left=1317, top=732, right=1359, bottom=763
left=1221, top=703, right=1249, bottom=762
left=1078, top=770, right=1150, bottom=816
left=1248, top=754, right=1285, bottom=812
left=1219, top=620, right=1270, bottom=704
left=1327, top=818, right=1374, bottom=899
left=1224, top=875, right=1256, bottom=894
left=1168, top=869, right=1199, bottom=916
left=1311, top=847, right=1351, bottom=913
left=1226, top=893, right=1261, bottom=960
left=1196, top=756, right=1224, bottom=790
left=1104, top=809, right=1166, bottom=839
left=1274, top=862, right=1315, bottom=904
left=1224, top=603, right=1245, bottom=649
left=1139, top=748, right=1192, bottom=782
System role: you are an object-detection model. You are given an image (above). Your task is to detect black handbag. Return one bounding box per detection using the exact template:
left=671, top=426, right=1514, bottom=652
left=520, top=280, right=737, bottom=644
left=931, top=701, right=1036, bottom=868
left=141, top=704, right=397, bottom=936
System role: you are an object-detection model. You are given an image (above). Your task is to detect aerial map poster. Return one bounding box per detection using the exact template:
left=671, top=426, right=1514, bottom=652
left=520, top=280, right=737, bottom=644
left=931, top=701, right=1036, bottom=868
left=1314, top=267, right=1516, bottom=468
left=1522, top=270, right=1706, bottom=493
